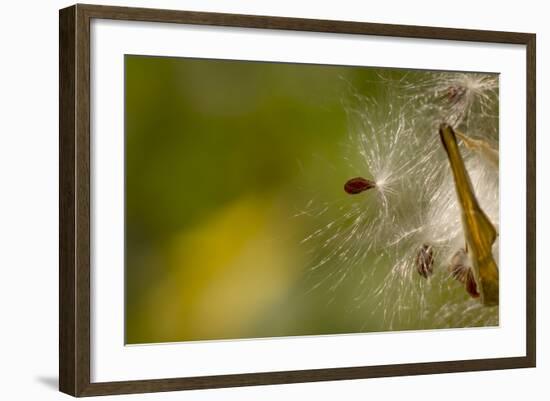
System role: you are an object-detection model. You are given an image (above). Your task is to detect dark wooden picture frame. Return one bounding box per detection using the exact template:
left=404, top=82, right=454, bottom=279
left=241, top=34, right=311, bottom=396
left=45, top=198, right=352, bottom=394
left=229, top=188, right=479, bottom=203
left=59, top=3, right=536, bottom=397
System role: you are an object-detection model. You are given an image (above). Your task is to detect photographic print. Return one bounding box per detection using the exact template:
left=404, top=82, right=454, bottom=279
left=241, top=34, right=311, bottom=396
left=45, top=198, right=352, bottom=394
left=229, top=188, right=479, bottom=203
left=124, top=55, right=499, bottom=345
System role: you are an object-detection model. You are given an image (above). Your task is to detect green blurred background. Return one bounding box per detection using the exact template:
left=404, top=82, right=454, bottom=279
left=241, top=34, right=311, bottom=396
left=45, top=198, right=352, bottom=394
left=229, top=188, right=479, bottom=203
left=124, top=56, right=451, bottom=344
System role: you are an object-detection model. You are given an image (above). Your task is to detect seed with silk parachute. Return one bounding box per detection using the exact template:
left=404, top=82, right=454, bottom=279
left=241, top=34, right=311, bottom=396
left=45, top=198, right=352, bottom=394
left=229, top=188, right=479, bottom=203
left=416, top=244, right=434, bottom=278
left=449, top=248, right=480, bottom=299
left=344, top=177, right=376, bottom=195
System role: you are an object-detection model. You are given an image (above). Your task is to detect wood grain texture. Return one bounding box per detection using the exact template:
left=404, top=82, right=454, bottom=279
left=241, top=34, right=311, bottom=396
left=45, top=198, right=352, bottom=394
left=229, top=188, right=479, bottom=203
left=75, top=5, right=92, bottom=396
left=59, top=4, right=92, bottom=396
left=525, top=34, right=536, bottom=367
left=78, top=3, right=533, bottom=44
left=59, top=3, right=537, bottom=397
left=78, top=356, right=534, bottom=396
left=59, top=5, right=76, bottom=396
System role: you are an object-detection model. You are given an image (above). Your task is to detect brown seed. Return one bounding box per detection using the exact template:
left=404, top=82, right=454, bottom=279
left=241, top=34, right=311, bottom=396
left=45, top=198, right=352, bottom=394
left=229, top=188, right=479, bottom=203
left=344, top=177, right=376, bottom=195
left=416, top=244, right=434, bottom=279
left=446, top=85, right=466, bottom=103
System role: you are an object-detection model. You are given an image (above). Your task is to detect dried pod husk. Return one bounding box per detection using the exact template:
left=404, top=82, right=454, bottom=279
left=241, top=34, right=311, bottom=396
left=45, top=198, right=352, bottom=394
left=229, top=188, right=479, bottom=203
left=439, top=123, right=499, bottom=306
left=416, top=244, right=434, bottom=279
left=344, top=177, right=376, bottom=195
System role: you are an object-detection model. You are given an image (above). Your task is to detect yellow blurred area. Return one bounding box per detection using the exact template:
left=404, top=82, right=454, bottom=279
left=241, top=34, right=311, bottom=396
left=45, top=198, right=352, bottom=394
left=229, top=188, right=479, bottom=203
left=137, top=194, right=301, bottom=343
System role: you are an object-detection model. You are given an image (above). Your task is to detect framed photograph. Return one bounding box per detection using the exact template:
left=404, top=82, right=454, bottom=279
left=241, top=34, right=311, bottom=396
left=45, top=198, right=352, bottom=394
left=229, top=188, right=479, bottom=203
left=59, top=4, right=536, bottom=397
